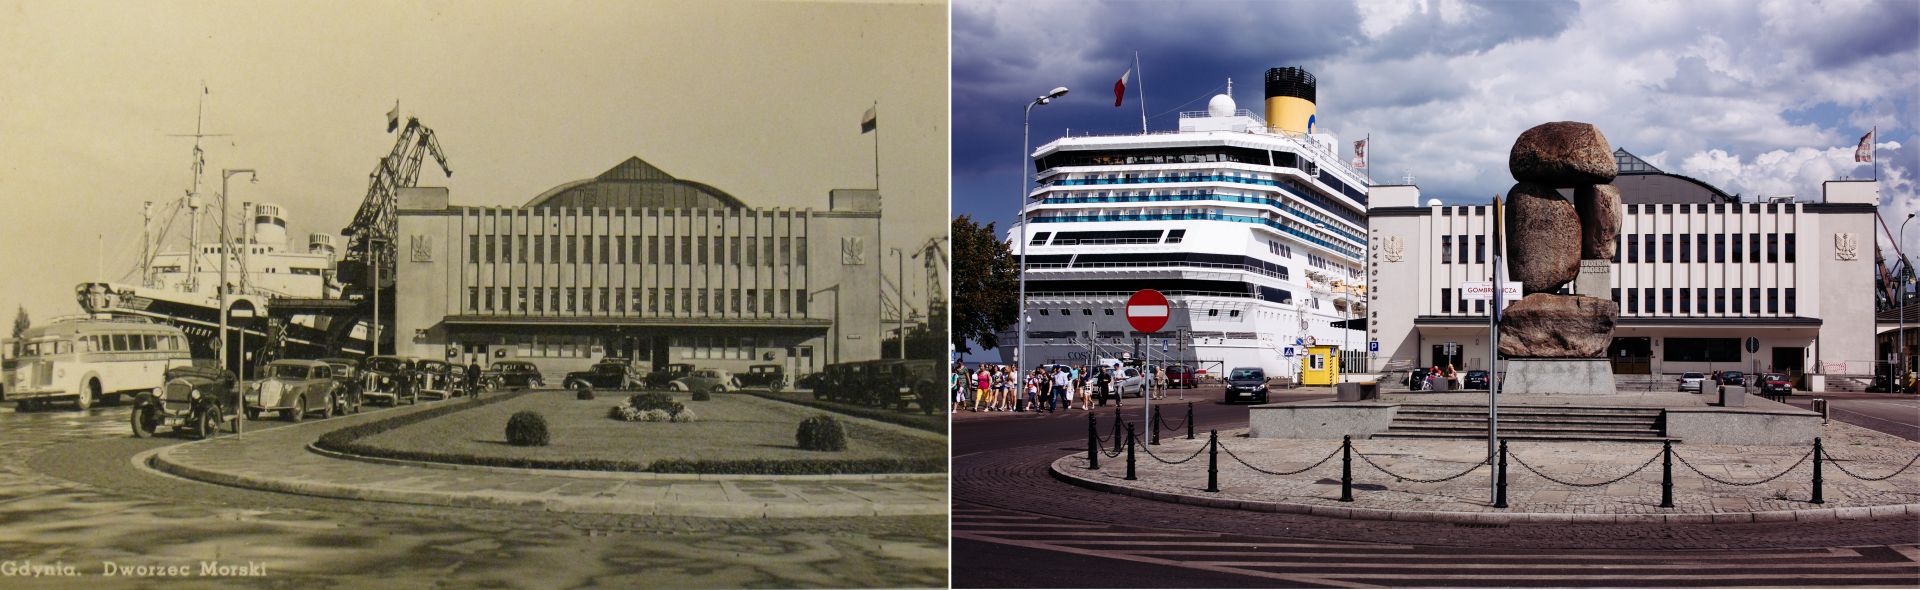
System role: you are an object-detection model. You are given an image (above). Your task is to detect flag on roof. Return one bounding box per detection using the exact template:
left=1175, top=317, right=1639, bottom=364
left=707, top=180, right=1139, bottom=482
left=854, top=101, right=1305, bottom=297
left=861, top=105, right=877, bottom=133
left=1114, top=68, right=1130, bottom=107
left=1856, top=129, right=1874, bottom=163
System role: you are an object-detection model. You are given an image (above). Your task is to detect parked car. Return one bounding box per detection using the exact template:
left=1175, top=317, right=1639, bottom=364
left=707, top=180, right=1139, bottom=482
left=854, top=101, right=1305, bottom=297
left=245, top=360, right=343, bottom=422
left=876, top=359, right=942, bottom=412
left=1222, top=367, right=1269, bottom=404
left=317, top=357, right=364, bottom=415
left=734, top=364, right=788, bottom=391
left=487, top=360, right=545, bottom=388
left=361, top=355, right=418, bottom=406
left=1166, top=364, right=1198, bottom=389
left=414, top=360, right=462, bottom=401
left=671, top=368, right=737, bottom=394
left=794, top=371, right=824, bottom=391
left=564, top=360, right=645, bottom=392
left=643, top=363, right=697, bottom=389
left=1463, top=370, right=1491, bottom=390
left=131, top=365, right=237, bottom=439
left=1677, top=372, right=1706, bottom=393
left=1759, top=373, right=1792, bottom=396
left=1109, top=365, right=1147, bottom=399
left=1719, top=371, right=1746, bottom=387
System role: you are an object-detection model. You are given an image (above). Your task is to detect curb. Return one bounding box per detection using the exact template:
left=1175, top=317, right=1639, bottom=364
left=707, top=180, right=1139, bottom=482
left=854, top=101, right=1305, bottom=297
left=1048, top=455, right=1920, bottom=525
left=304, top=442, right=946, bottom=483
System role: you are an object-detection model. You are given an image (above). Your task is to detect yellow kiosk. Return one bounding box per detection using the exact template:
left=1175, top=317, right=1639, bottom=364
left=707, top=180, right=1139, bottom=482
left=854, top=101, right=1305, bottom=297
left=1301, top=345, right=1340, bottom=385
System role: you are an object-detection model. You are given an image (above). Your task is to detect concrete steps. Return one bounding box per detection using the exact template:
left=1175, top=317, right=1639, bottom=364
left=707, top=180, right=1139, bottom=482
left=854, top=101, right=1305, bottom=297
left=1374, top=403, right=1676, bottom=443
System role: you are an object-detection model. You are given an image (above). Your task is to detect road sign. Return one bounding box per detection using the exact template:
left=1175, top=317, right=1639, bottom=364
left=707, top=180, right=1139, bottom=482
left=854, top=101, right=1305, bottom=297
left=1295, top=337, right=1304, bottom=346
left=1746, top=337, right=1759, bottom=353
left=1126, top=289, right=1170, bottom=333
left=1368, top=340, right=1380, bottom=353
left=1283, top=347, right=1295, bottom=358
left=1462, top=281, right=1523, bottom=301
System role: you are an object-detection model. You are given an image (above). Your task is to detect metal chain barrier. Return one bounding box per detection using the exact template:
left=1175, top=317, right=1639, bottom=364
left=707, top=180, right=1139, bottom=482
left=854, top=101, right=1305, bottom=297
left=1217, top=440, right=1343, bottom=476
left=1157, top=410, right=1188, bottom=432
left=1353, top=450, right=1492, bottom=484
left=1821, top=450, right=1920, bottom=482
left=1507, top=447, right=1662, bottom=488
left=1133, top=432, right=1206, bottom=465
left=1672, top=448, right=1814, bottom=487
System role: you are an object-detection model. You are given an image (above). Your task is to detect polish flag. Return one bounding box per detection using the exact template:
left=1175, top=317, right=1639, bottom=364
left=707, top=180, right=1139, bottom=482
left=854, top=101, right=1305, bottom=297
left=1856, top=129, right=1874, bottom=163
left=1114, top=68, right=1131, bottom=107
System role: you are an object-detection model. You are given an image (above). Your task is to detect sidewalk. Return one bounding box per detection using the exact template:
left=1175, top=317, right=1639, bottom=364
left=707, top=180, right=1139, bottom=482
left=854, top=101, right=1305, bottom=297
left=152, top=403, right=946, bottom=519
left=1053, top=418, right=1920, bottom=524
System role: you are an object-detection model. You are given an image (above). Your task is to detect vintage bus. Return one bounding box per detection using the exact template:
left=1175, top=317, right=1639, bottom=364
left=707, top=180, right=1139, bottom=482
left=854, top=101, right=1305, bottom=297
left=9, top=316, right=193, bottom=410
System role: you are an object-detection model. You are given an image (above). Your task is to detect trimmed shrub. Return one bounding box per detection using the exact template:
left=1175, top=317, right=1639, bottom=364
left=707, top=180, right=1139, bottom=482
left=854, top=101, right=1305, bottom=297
left=691, top=389, right=712, bottom=402
left=670, top=408, right=698, bottom=423
left=505, top=411, right=550, bottom=447
left=796, top=414, right=847, bottom=452
left=576, top=386, right=596, bottom=401
left=639, top=408, right=672, bottom=422
left=627, top=392, right=684, bottom=415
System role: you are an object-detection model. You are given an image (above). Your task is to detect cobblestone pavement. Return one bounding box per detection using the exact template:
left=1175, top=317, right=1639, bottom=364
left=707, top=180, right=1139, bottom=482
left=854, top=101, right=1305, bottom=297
left=953, top=401, right=1920, bottom=588
left=0, top=400, right=945, bottom=588
left=1062, top=419, right=1919, bottom=518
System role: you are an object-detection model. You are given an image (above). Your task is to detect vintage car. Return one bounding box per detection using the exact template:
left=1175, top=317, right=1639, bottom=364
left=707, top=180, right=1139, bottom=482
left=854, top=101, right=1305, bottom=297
left=361, top=355, right=418, bottom=406
left=414, top=360, right=464, bottom=401
left=488, top=360, right=544, bottom=388
left=317, top=357, right=364, bottom=414
left=794, top=371, right=824, bottom=392
left=245, top=360, right=344, bottom=422
left=564, top=360, right=645, bottom=392
left=670, top=368, right=737, bottom=394
left=883, top=359, right=944, bottom=414
left=131, top=365, right=238, bottom=439
left=733, top=364, right=788, bottom=391
left=643, top=363, right=698, bottom=389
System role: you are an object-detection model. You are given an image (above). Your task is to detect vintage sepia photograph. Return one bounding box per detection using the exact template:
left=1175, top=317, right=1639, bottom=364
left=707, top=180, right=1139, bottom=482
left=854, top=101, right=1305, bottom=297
left=0, top=1, right=948, bottom=587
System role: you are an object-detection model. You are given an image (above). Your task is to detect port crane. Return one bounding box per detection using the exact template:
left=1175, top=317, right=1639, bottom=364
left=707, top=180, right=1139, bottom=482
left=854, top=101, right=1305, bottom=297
left=339, top=115, right=452, bottom=289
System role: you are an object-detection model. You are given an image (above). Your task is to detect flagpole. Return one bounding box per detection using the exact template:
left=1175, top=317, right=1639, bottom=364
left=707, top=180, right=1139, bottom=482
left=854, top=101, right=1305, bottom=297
left=873, top=101, right=881, bottom=191
left=1873, top=126, right=1878, bottom=182
left=1134, top=51, right=1148, bottom=134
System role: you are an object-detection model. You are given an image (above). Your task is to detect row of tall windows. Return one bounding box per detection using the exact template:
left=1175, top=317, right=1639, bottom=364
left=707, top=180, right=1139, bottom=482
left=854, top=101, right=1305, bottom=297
left=1436, top=288, right=1489, bottom=314
left=1438, top=235, right=1489, bottom=264
left=1617, top=232, right=1795, bottom=264
left=468, top=233, right=806, bottom=267
left=467, top=286, right=808, bottom=316
left=1615, top=287, right=1796, bottom=315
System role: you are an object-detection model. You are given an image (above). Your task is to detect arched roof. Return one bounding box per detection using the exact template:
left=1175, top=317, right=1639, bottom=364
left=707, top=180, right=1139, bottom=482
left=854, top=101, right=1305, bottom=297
left=524, top=157, right=747, bottom=209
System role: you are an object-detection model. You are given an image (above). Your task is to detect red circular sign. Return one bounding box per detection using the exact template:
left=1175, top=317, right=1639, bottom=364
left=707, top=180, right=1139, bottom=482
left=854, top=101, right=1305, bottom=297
left=1126, top=289, right=1170, bottom=333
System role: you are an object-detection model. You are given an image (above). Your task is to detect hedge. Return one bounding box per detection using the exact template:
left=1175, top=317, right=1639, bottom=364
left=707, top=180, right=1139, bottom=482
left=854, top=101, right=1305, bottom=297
left=743, top=391, right=947, bottom=435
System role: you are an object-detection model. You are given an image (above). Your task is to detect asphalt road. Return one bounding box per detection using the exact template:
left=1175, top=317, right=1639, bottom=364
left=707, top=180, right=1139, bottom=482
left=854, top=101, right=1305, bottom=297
left=951, top=384, right=1920, bottom=589
left=0, top=393, right=945, bottom=588
left=1770, top=392, right=1920, bottom=441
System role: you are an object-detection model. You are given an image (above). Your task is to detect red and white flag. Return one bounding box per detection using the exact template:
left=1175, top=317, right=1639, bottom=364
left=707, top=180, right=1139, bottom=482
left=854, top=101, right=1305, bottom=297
left=1856, top=129, right=1874, bottom=163
left=1352, top=138, right=1368, bottom=169
left=1113, top=68, right=1131, bottom=107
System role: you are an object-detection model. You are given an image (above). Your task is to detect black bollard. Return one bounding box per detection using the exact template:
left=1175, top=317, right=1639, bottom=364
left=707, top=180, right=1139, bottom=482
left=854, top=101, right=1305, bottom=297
left=1125, top=424, right=1137, bottom=481
left=1112, top=409, right=1125, bottom=454
left=1339, top=435, right=1354, bottom=502
left=1660, top=440, right=1674, bottom=508
left=1205, top=430, right=1220, bottom=492
left=1150, top=407, right=1161, bottom=445
left=1810, top=437, right=1824, bottom=505
left=1186, top=402, right=1195, bottom=440
left=1494, top=440, right=1509, bottom=509
left=1087, top=413, right=1099, bottom=470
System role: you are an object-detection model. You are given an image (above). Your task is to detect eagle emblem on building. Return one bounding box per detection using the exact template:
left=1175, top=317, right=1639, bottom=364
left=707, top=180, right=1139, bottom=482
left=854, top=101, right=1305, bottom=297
left=1383, top=235, right=1405, bottom=262
left=1834, top=232, right=1858, bottom=261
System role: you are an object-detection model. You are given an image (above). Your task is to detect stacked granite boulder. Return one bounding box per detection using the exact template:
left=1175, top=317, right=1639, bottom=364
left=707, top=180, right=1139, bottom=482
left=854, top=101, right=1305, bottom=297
left=1499, top=122, right=1621, bottom=358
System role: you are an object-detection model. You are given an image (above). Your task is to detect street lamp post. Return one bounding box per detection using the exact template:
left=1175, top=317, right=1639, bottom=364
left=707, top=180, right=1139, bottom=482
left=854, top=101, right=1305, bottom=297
left=217, top=168, right=256, bottom=376
left=1900, top=213, right=1915, bottom=389
left=1017, top=86, right=1068, bottom=376
left=892, top=247, right=907, bottom=359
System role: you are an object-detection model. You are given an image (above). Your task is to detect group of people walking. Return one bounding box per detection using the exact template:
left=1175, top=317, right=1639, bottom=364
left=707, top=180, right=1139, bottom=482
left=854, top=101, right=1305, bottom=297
left=950, top=362, right=1164, bottom=413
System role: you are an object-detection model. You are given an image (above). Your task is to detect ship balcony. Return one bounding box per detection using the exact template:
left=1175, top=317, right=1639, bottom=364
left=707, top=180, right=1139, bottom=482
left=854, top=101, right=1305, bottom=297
left=1024, top=261, right=1288, bottom=283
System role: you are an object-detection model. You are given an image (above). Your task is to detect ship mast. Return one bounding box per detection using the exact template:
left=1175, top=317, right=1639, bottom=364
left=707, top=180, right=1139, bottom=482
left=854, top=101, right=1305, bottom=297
left=168, top=84, right=229, bottom=294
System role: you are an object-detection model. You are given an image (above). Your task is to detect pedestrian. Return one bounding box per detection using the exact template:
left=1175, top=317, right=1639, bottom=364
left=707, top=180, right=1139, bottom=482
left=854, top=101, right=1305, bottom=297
left=950, top=364, right=963, bottom=412
left=1047, top=366, right=1066, bottom=412
left=998, top=365, right=1014, bottom=411
left=973, top=365, right=991, bottom=412
left=466, top=362, right=483, bottom=396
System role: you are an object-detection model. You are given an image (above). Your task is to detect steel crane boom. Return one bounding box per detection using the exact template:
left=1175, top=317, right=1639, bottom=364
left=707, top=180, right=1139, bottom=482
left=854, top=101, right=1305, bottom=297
left=339, top=116, right=451, bottom=291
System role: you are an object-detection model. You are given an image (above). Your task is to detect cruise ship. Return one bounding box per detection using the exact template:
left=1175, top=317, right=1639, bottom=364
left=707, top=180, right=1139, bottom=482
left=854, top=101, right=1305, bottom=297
left=1000, top=66, right=1369, bottom=378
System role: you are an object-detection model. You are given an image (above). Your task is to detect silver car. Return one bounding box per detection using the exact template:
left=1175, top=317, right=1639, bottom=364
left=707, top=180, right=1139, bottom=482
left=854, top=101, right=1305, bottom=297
left=670, top=369, right=737, bottom=394
left=1677, top=372, right=1705, bottom=393
left=1110, top=366, right=1147, bottom=398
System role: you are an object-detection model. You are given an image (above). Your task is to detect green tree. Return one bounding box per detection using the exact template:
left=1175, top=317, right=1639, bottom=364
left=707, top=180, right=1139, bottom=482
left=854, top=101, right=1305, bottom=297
left=950, top=215, right=1017, bottom=354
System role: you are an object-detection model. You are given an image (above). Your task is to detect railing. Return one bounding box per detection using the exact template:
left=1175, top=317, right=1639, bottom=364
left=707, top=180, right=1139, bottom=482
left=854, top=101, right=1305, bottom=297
left=1028, top=290, right=1255, bottom=300
left=1039, top=237, right=1163, bottom=246
left=1042, top=119, right=1367, bottom=186
left=1026, top=261, right=1289, bottom=281
left=1030, top=213, right=1361, bottom=259
left=1032, top=191, right=1365, bottom=244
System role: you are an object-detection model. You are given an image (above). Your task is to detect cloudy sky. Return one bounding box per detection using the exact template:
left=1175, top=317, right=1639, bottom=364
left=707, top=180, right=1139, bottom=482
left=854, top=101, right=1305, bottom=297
left=0, top=0, right=946, bottom=321
left=952, top=0, right=1918, bottom=250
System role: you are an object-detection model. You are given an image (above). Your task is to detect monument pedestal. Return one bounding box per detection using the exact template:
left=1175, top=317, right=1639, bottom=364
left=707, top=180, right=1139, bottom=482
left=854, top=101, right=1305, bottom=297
left=1500, top=358, right=1617, bottom=395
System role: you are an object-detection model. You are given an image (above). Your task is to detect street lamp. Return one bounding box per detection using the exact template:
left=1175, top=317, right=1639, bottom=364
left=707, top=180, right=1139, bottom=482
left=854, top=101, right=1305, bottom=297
left=217, top=168, right=256, bottom=375
left=892, top=247, right=907, bottom=359
left=1017, top=85, right=1068, bottom=377
left=1900, top=213, right=1915, bottom=388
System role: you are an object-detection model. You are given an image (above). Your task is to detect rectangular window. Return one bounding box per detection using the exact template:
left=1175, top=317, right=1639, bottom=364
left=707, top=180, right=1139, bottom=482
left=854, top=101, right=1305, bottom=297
left=713, top=236, right=724, bottom=266
left=633, top=234, right=644, bottom=263
left=1663, top=235, right=1674, bottom=263
left=1715, top=288, right=1726, bottom=314
left=1749, top=234, right=1760, bottom=263
left=1441, top=236, right=1453, bottom=264
left=1785, top=233, right=1796, bottom=263
left=698, top=289, right=709, bottom=315
left=1767, top=287, right=1778, bottom=314
left=485, top=287, right=495, bottom=311
left=601, top=236, right=611, bottom=265
left=485, top=235, right=496, bottom=263
left=567, top=236, right=578, bottom=264
left=1731, top=287, right=1743, bottom=313
left=534, top=235, right=545, bottom=264
left=1627, top=288, right=1639, bottom=313
left=766, top=289, right=777, bottom=314
left=731, top=289, right=741, bottom=313
left=664, top=288, right=676, bottom=313
left=1696, top=287, right=1707, bottom=314
left=1679, top=233, right=1691, bottom=262
left=1663, top=337, right=1741, bottom=362
left=796, top=238, right=807, bottom=266
left=1749, top=288, right=1760, bottom=314
left=681, top=236, right=693, bottom=264
left=1731, top=233, right=1743, bottom=262
left=1628, top=234, right=1639, bottom=263
left=1679, top=288, right=1690, bottom=313
left=566, top=288, right=577, bottom=312
left=1611, top=287, right=1620, bottom=306
left=1457, top=235, right=1468, bottom=265
left=698, top=236, right=709, bottom=265
left=1785, top=287, right=1797, bottom=314
left=534, top=287, right=545, bottom=312
left=780, top=237, right=793, bottom=266
left=745, top=237, right=758, bottom=266
left=1644, top=234, right=1656, bottom=262
left=1644, top=288, right=1654, bottom=315
left=681, top=289, right=691, bottom=313
left=746, top=288, right=758, bottom=313
left=764, top=237, right=775, bottom=267
left=1475, top=299, right=1486, bottom=314
left=468, top=287, right=479, bottom=312
left=1475, top=235, right=1486, bottom=263
left=793, top=289, right=807, bottom=315
left=600, top=287, right=610, bottom=312
left=1663, top=288, right=1673, bottom=313
left=518, top=288, right=528, bottom=312
left=551, top=288, right=560, bottom=312
left=469, top=235, right=480, bottom=262
left=1441, top=288, right=1452, bottom=313
left=648, top=288, right=659, bottom=313
left=514, top=235, right=525, bottom=263
left=1715, top=234, right=1725, bottom=263
left=503, top=235, right=514, bottom=263
left=731, top=237, right=742, bottom=265
left=1696, top=234, right=1707, bottom=264
left=1767, top=234, right=1779, bottom=263
left=551, top=233, right=561, bottom=263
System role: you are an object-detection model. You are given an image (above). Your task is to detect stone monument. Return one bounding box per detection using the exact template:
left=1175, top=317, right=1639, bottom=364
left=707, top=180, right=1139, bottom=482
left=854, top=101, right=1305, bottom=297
left=1499, top=122, right=1621, bottom=394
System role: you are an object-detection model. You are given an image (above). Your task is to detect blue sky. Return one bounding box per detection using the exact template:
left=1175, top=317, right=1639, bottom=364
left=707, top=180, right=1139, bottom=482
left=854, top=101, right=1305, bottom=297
left=952, top=0, right=1919, bottom=253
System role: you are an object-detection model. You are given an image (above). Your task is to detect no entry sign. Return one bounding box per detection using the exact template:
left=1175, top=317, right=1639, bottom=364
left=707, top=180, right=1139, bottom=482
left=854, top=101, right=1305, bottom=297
left=1126, top=289, right=1170, bottom=333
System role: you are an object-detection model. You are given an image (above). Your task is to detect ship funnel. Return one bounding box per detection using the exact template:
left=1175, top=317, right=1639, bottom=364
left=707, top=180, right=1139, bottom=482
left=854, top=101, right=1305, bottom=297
left=308, top=233, right=337, bottom=258
left=252, top=203, right=289, bottom=247
left=1264, top=67, right=1317, bottom=135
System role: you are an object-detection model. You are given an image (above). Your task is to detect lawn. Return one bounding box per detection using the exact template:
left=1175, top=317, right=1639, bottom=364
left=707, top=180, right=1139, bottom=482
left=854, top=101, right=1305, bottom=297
left=352, top=390, right=946, bottom=472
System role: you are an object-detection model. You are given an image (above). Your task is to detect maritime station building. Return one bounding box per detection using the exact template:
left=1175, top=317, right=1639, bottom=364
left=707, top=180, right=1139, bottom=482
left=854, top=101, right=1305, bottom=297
left=392, top=157, right=882, bottom=376
left=1367, top=149, right=1878, bottom=385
